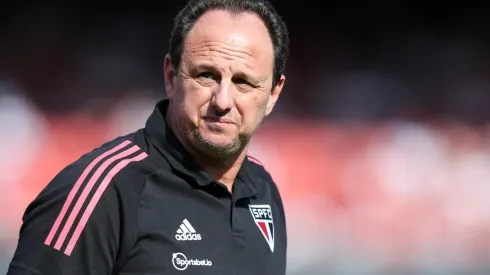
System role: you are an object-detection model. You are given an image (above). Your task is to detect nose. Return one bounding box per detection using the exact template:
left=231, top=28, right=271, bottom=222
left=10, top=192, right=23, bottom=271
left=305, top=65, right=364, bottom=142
left=212, top=81, right=234, bottom=113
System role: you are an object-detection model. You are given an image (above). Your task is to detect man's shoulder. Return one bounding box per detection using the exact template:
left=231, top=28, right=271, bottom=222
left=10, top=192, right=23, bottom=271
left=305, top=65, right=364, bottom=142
left=19, top=129, right=156, bottom=245
left=246, top=155, right=271, bottom=179
left=42, top=129, right=155, bottom=196
left=246, top=155, right=282, bottom=196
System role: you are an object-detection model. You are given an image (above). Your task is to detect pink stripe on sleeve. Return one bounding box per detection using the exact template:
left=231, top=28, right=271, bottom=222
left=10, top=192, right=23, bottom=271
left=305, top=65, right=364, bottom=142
left=247, top=155, right=264, bottom=166
left=45, top=140, right=132, bottom=246
left=64, top=152, right=148, bottom=256
left=53, top=145, right=141, bottom=250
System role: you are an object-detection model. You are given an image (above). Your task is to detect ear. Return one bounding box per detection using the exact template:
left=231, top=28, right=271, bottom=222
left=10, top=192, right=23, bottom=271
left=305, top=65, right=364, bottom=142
left=265, top=75, right=286, bottom=116
left=164, top=54, right=177, bottom=99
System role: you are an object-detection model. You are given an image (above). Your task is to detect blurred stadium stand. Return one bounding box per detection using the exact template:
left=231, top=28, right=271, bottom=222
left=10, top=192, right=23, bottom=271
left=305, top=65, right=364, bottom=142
left=2, top=1, right=490, bottom=274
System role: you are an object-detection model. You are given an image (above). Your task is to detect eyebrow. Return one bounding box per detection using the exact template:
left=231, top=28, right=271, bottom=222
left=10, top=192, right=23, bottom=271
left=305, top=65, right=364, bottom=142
left=190, top=64, right=216, bottom=74
left=189, top=62, right=267, bottom=86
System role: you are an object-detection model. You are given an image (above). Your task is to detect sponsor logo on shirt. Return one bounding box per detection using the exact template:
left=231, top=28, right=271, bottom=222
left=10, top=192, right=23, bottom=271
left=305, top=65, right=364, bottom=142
left=175, top=219, right=202, bottom=241
left=172, top=252, right=212, bottom=271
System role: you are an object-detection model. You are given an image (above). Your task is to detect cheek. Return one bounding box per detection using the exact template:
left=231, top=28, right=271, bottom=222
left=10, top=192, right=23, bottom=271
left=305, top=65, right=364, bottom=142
left=179, top=81, right=213, bottom=118
left=237, top=94, right=268, bottom=129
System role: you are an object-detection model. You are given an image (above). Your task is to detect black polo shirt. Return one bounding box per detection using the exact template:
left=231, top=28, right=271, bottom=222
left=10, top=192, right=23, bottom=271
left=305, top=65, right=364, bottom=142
left=7, top=99, right=287, bottom=275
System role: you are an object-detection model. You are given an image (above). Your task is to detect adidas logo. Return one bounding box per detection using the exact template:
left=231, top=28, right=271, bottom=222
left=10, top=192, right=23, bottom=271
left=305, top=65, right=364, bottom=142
left=175, top=219, right=202, bottom=241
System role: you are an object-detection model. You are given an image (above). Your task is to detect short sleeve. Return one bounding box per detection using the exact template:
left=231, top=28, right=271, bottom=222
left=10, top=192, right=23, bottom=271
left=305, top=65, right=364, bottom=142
left=7, top=161, right=123, bottom=275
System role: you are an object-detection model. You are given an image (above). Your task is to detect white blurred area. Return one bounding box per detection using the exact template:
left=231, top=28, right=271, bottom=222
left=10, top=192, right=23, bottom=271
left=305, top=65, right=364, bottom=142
left=0, top=82, right=45, bottom=236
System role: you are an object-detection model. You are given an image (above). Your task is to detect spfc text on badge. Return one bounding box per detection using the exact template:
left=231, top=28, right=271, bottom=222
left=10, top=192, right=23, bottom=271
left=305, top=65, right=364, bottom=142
left=249, top=204, right=275, bottom=252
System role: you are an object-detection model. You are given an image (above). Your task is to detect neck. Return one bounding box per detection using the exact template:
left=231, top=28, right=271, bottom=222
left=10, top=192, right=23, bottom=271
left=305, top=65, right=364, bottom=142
left=166, top=107, right=246, bottom=191
left=193, top=148, right=247, bottom=191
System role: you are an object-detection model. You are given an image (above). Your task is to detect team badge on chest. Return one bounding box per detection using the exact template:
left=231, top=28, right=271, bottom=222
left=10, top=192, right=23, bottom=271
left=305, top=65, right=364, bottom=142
left=249, top=204, right=274, bottom=252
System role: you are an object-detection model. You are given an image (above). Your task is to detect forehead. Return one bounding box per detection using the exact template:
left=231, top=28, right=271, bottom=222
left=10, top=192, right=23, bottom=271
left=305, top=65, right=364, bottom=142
left=183, top=9, right=274, bottom=74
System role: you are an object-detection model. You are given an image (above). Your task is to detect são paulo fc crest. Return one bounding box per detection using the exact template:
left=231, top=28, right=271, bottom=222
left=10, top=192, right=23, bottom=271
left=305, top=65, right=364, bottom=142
left=249, top=204, right=274, bottom=252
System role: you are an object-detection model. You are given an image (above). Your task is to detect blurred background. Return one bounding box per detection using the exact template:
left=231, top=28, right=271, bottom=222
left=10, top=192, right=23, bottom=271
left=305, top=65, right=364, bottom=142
left=2, top=1, right=490, bottom=274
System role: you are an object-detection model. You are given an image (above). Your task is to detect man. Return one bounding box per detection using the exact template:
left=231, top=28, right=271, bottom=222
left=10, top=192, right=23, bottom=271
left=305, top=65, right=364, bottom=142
left=7, top=0, right=290, bottom=274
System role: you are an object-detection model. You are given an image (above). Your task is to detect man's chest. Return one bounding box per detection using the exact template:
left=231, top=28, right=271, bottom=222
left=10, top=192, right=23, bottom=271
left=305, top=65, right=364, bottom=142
left=118, top=176, right=286, bottom=275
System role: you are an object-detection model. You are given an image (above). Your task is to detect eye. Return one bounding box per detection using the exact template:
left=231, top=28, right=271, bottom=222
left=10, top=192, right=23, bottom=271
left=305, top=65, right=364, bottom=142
left=197, top=72, right=215, bottom=79
left=233, top=77, right=252, bottom=86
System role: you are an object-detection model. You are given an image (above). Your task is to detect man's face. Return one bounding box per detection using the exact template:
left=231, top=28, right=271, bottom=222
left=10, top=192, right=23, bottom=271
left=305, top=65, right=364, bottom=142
left=164, top=10, right=285, bottom=158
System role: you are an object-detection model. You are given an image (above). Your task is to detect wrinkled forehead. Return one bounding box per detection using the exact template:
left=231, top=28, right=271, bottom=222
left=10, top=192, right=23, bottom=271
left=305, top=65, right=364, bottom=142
left=182, top=10, right=275, bottom=74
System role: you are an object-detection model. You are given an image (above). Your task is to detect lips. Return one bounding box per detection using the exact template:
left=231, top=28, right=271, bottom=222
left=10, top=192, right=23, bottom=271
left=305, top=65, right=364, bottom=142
left=203, top=116, right=236, bottom=124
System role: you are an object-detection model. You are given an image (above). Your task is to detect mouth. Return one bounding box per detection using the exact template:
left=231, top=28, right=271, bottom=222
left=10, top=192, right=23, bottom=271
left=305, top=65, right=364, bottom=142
left=203, top=116, right=236, bottom=124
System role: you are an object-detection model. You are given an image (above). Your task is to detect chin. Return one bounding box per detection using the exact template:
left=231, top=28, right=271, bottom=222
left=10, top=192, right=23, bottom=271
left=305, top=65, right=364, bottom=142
left=194, top=132, right=242, bottom=157
left=203, top=135, right=236, bottom=148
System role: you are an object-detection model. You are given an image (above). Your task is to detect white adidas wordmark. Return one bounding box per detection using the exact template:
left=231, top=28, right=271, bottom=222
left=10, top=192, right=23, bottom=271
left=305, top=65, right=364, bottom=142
left=175, top=219, right=202, bottom=241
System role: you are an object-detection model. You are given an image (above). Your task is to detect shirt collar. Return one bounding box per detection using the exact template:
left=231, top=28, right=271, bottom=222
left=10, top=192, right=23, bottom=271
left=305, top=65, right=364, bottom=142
left=145, top=99, right=258, bottom=197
